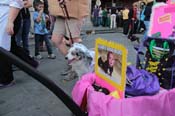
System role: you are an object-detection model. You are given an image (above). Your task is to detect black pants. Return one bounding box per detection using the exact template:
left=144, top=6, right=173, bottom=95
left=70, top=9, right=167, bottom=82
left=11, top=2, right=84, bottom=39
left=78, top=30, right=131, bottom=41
left=35, top=34, right=53, bottom=56
left=0, top=14, right=21, bottom=84
left=128, top=20, right=137, bottom=37
left=123, top=19, right=129, bottom=35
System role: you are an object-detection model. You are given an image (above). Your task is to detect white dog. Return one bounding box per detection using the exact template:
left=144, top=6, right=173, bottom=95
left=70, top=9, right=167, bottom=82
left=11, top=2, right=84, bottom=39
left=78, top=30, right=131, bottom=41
left=65, top=43, right=95, bottom=79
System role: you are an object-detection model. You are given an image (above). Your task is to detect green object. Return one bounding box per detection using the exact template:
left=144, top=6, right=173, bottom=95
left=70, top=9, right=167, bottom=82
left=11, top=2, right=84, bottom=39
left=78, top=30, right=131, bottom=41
left=149, top=40, right=170, bottom=61
left=152, top=32, right=161, bottom=38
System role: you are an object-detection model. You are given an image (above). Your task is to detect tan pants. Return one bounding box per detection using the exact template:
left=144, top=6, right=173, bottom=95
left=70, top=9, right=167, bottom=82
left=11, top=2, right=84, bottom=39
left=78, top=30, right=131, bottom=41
left=53, top=17, right=83, bottom=39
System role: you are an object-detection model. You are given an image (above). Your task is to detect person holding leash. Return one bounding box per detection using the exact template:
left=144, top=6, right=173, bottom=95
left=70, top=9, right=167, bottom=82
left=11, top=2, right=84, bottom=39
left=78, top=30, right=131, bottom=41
left=48, top=0, right=89, bottom=79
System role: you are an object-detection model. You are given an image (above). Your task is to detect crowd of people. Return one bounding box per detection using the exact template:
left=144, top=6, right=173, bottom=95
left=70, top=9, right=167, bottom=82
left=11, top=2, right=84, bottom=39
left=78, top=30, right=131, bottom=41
left=91, top=0, right=152, bottom=38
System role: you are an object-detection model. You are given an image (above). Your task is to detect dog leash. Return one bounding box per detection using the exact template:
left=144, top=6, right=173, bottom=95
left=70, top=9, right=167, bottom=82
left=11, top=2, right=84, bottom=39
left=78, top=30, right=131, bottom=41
left=58, top=0, right=74, bottom=45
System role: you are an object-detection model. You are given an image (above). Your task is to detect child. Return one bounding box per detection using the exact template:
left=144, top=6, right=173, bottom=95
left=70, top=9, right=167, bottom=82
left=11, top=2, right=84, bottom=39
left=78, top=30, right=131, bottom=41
left=33, top=0, right=56, bottom=59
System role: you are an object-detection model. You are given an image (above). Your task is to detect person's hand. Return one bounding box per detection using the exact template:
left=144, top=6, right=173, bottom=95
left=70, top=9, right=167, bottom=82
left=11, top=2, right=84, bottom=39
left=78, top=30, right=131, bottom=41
left=45, top=15, right=50, bottom=21
left=58, top=0, right=68, bottom=4
left=39, top=9, right=44, bottom=14
left=6, top=21, right=14, bottom=35
left=23, top=0, right=32, bottom=8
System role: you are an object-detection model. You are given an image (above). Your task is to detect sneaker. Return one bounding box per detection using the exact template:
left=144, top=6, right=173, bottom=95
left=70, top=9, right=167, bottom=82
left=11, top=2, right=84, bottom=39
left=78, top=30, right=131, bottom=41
left=48, top=54, right=56, bottom=59
left=122, top=34, right=127, bottom=37
left=29, top=54, right=34, bottom=58
left=62, top=71, right=78, bottom=82
left=35, top=55, right=43, bottom=60
left=60, top=65, right=72, bottom=76
left=0, top=81, right=15, bottom=89
left=12, top=65, right=20, bottom=71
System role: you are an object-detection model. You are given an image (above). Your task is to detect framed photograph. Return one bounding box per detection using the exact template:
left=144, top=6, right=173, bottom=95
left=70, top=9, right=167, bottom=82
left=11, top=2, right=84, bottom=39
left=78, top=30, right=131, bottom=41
left=95, top=38, right=127, bottom=92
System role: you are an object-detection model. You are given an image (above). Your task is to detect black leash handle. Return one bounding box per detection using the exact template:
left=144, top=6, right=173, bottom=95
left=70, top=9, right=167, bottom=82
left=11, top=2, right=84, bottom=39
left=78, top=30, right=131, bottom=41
left=0, top=47, right=87, bottom=116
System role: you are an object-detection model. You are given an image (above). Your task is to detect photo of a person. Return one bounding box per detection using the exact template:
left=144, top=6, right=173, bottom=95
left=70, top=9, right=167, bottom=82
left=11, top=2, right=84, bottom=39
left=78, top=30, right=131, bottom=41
left=98, top=51, right=115, bottom=76
left=97, top=49, right=122, bottom=84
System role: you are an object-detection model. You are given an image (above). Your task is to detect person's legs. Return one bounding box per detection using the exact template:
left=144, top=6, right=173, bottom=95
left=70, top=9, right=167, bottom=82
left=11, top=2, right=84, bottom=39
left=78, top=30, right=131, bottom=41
left=138, top=21, right=150, bottom=54
left=52, top=17, right=68, bottom=56
left=110, top=15, right=113, bottom=29
left=52, top=17, right=72, bottom=75
left=66, top=18, right=83, bottom=43
left=22, top=19, right=31, bottom=52
left=0, top=56, right=14, bottom=85
left=35, top=34, right=41, bottom=57
left=15, top=20, right=23, bottom=47
left=0, top=13, right=21, bottom=87
left=43, top=34, right=56, bottom=59
left=43, top=34, right=52, bottom=54
left=128, top=20, right=134, bottom=38
left=123, top=19, right=129, bottom=35
left=52, top=17, right=83, bottom=78
left=113, top=14, right=116, bottom=28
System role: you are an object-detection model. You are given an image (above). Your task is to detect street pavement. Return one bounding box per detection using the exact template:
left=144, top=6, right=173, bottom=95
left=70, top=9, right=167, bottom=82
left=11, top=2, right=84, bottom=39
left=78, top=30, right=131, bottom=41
left=0, top=27, right=143, bottom=116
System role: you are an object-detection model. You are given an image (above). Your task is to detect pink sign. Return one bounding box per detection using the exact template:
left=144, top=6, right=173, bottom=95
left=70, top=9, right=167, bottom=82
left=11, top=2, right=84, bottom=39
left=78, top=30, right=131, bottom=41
left=148, top=3, right=175, bottom=38
left=167, top=0, right=175, bottom=4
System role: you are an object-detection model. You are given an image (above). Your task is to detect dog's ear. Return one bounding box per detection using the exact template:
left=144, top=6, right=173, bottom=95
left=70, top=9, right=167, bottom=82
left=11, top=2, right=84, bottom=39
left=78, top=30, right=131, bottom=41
left=87, top=54, right=93, bottom=61
left=75, top=48, right=85, bottom=60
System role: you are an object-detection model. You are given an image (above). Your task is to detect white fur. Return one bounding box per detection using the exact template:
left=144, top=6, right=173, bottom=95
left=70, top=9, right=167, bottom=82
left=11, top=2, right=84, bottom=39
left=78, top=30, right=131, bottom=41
left=65, top=43, right=95, bottom=79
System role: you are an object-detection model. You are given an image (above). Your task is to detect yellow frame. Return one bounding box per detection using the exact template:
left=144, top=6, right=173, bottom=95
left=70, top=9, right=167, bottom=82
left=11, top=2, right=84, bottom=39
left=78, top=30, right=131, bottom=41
left=95, top=38, right=127, bottom=91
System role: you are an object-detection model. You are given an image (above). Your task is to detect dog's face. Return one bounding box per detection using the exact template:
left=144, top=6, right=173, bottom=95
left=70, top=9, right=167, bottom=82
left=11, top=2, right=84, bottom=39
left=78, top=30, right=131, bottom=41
left=65, top=43, right=93, bottom=65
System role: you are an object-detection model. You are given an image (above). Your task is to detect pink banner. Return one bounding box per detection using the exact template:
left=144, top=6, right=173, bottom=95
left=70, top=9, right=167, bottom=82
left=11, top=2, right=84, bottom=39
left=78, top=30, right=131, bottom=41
left=148, top=3, right=175, bottom=38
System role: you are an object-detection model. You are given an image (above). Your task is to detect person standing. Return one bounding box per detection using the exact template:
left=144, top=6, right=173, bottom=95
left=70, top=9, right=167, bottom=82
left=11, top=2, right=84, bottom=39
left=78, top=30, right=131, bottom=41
left=98, top=7, right=103, bottom=26
left=0, top=0, right=23, bottom=88
left=33, top=0, right=56, bottom=60
left=128, top=3, right=138, bottom=39
left=33, top=0, right=49, bottom=51
left=122, top=6, right=130, bottom=36
left=138, top=0, right=154, bottom=54
left=110, top=4, right=117, bottom=29
left=93, top=5, right=99, bottom=26
left=102, top=7, right=108, bottom=27
left=48, top=0, right=89, bottom=80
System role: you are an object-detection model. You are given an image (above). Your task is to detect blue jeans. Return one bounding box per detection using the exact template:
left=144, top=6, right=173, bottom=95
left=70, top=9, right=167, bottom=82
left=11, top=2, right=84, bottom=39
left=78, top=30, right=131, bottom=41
left=93, top=16, right=98, bottom=26
left=143, top=21, right=150, bottom=41
left=138, top=21, right=150, bottom=53
left=98, top=17, right=102, bottom=26
left=35, top=34, right=53, bottom=56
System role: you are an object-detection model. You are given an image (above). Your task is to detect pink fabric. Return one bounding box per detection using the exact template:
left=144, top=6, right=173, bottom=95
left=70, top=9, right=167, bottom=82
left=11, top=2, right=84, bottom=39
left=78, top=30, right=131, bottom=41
left=72, top=73, right=175, bottom=116
left=95, top=74, right=124, bottom=98
left=72, top=73, right=96, bottom=106
left=88, top=88, right=175, bottom=116
left=148, top=3, right=175, bottom=38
